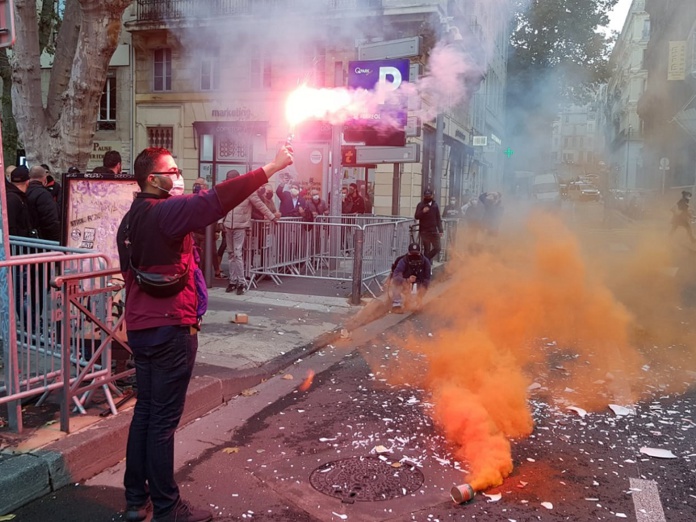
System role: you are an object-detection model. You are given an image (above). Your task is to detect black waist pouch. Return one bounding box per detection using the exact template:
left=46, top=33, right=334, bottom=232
left=131, top=261, right=189, bottom=298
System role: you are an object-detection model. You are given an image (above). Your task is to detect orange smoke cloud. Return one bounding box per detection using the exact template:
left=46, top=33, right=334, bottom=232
left=374, top=207, right=696, bottom=492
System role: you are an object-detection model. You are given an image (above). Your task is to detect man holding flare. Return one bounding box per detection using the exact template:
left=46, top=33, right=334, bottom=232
left=118, top=145, right=293, bottom=522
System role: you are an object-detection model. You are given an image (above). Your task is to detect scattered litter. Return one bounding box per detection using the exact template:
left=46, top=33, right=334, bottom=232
left=528, top=382, right=542, bottom=391
left=567, top=406, right=587, bottom=418
left=340, top=328, right=350, bottom=339
left=0, top=515, right=16, bottom=521
left=483, top=493, right=502, bottom=502
left=332, top=513, right=348, bottom=520
left=319, top=437, right=337, bottom=442
left=230, top=313, right=248, bottom=324
left=240, top=389, right=258, bottom=397
left=526, top=457, right=536, bottom=462
left=541, top=502, right=553, bottom=510
left=222, top=447, right=240, bottom=454
left=640, top=447, right=677, bottom=459
left=372, top=445, right=390, bottom=454
left=517, top=481, right=528, bottom=489
left=281, top=374, right=294, bottom=380
left=616, top=514, right=627, bottom=518
left=608, top=404, right=633, bottom=416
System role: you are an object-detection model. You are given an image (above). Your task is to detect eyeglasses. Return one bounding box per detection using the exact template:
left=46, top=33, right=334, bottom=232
left=150, top=168, right=182, bottom=178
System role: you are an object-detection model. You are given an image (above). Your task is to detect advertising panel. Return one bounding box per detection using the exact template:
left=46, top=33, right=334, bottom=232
left=345, top=59, right=410, bottom=146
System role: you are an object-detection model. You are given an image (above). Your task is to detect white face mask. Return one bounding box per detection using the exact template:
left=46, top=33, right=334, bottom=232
left=170, top=176, right=185, bottom=196
left=290, top=188, right=300, bottom=197
left=312, top=195, right=320, bottom=201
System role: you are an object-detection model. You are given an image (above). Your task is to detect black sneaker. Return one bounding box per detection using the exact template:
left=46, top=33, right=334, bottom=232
left=236, top=284, right=246, bottom=295
left=225, top=283, right=236, bottom=293
left=125, top=500, right=151, bottom=522
left=153, top=499, right=212, bottom=522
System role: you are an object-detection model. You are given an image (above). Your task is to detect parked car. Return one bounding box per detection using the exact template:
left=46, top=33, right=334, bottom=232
left=568, top=182, right=601, bottom=202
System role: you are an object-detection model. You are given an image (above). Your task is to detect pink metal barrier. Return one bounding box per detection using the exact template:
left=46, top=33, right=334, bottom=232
left=0, top=251, right=133, bottom=433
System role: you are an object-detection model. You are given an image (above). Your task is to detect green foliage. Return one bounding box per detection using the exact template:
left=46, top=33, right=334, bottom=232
left=507, top=0, right=618, bottom=110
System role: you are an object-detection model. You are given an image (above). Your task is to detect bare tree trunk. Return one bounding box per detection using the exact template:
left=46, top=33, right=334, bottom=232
left=11, top=0, right=130, bottom=170
left=0, top=49, right=19, bottom=167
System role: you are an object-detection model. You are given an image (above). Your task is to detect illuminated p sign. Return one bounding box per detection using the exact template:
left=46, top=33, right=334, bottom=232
left=346, top=59, right=410, bottom=146
left=378, top=66, right=403, bottom=90
left=347, top=59, right=410, bottom=90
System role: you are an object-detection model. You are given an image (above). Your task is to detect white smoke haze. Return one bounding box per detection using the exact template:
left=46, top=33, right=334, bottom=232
left=153, top=0, right=520, bottom=131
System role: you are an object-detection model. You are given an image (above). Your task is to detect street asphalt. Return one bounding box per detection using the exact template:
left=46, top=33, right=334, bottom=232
left=0, top=273, right=408, bottom=516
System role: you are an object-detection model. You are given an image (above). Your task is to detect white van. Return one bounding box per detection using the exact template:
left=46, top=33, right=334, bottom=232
left=532, top=173, right=561, bottom=209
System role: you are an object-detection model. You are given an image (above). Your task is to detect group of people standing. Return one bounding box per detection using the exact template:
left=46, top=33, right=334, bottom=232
left=5, top=150, right=124, bottom=245
left=5, top=163, right=63, bottom=243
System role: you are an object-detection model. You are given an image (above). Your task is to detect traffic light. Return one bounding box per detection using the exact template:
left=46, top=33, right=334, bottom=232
left=341, top=146, right=357, bottom=166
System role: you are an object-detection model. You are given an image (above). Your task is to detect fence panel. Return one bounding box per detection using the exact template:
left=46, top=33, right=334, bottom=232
left=1, top=240, right=132, bottom=433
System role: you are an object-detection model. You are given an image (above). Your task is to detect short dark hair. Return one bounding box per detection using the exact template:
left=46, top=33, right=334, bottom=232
left=41, top=164, right=50, bottom=173
left=349, top=183, right=357, bottom=190
left=103, top=150, right=122, bottom=169
left=226, top=169, right=241, bottom=180
left=133, top=147, right=171, bottom=190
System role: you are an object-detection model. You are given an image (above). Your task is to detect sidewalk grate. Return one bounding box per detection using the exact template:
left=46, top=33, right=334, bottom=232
left=309, top=456, right=424, bottom=503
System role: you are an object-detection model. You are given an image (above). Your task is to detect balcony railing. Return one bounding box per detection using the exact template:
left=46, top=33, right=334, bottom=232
left=136, top=0, right=382, bottom=22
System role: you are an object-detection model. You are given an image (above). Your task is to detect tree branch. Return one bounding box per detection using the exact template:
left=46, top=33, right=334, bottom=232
left=46, top=0, right=81, bottom=126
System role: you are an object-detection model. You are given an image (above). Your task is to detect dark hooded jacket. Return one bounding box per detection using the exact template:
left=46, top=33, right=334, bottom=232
left=26, top=180, right=61, bottom=242
left=5, top=180, right=36, bottom=238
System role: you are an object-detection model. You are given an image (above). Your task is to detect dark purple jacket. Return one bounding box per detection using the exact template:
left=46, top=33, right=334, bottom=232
left=117, top=168, right=267, bottom=331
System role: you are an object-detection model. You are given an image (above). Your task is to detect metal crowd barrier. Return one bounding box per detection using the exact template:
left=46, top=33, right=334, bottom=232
left=241, top=215, right=412, bottom=304
left=1, top=237, right=132, bottom=433
left=407, top=218, right=460, bottom=263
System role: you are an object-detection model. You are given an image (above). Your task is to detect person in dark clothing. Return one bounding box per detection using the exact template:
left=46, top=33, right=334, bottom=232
left=6, top=166, right=36, bottom=238
left=117, top=145, right=293, bottom=522
left=480, top=191, right=504, bottom=236
left=389, top=242, right=432, bottom=313
left=670, top=190, right=695, bottom=243
left=276, top=180, right=307, bottom=217
left=6, top=167, right=37, bottom=317
left=443, top=196, right=460, bottom=218
left=41, top=165, right=64, bottom=233
left=414, top=189, right=443, bottom=261
left=343, top=182, right=365, bottom=214
left=26, top=165, right=61, bottom=242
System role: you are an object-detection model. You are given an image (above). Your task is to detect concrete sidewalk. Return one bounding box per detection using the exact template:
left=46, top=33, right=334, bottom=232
left=0, top=276, right=388, bottom=515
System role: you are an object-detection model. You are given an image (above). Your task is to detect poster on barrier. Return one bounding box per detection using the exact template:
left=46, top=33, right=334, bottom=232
left=62, top=172, right=140, bottom=267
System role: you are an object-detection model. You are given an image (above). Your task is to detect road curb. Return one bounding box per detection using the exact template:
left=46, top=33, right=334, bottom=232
left=0, top=332, right=345, bottom=516
left=0, top=266, right=447, bottom=515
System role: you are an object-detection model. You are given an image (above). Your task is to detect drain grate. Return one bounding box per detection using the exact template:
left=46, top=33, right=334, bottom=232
left=309, top=456, right=425, bottom=503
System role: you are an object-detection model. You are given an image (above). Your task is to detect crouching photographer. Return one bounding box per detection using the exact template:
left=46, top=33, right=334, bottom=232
left=390, top=242, right=432, bottom=313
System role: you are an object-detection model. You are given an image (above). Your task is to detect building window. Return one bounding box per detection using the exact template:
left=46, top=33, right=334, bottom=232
left=98, top=70, right=116, bottom=131
left=201, top=48, right=220, bottom=91
left=642, top=20, right=650, bottom=41
left=302, top=46, right=326, bottom=88
left=250, top=47, right=271, bottom=89
left=154, top=48, right=172, bottom=92
left=147, top=126, right=174, bottom=150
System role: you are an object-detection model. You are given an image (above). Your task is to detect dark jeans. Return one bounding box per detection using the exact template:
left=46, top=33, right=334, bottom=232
left=420, top=232, right=441, bottom=261
left=124, top=327, right=198, bottom=517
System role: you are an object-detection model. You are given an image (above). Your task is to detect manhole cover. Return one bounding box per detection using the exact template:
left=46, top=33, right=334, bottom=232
left=309, top=456, right=425, bottom=502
